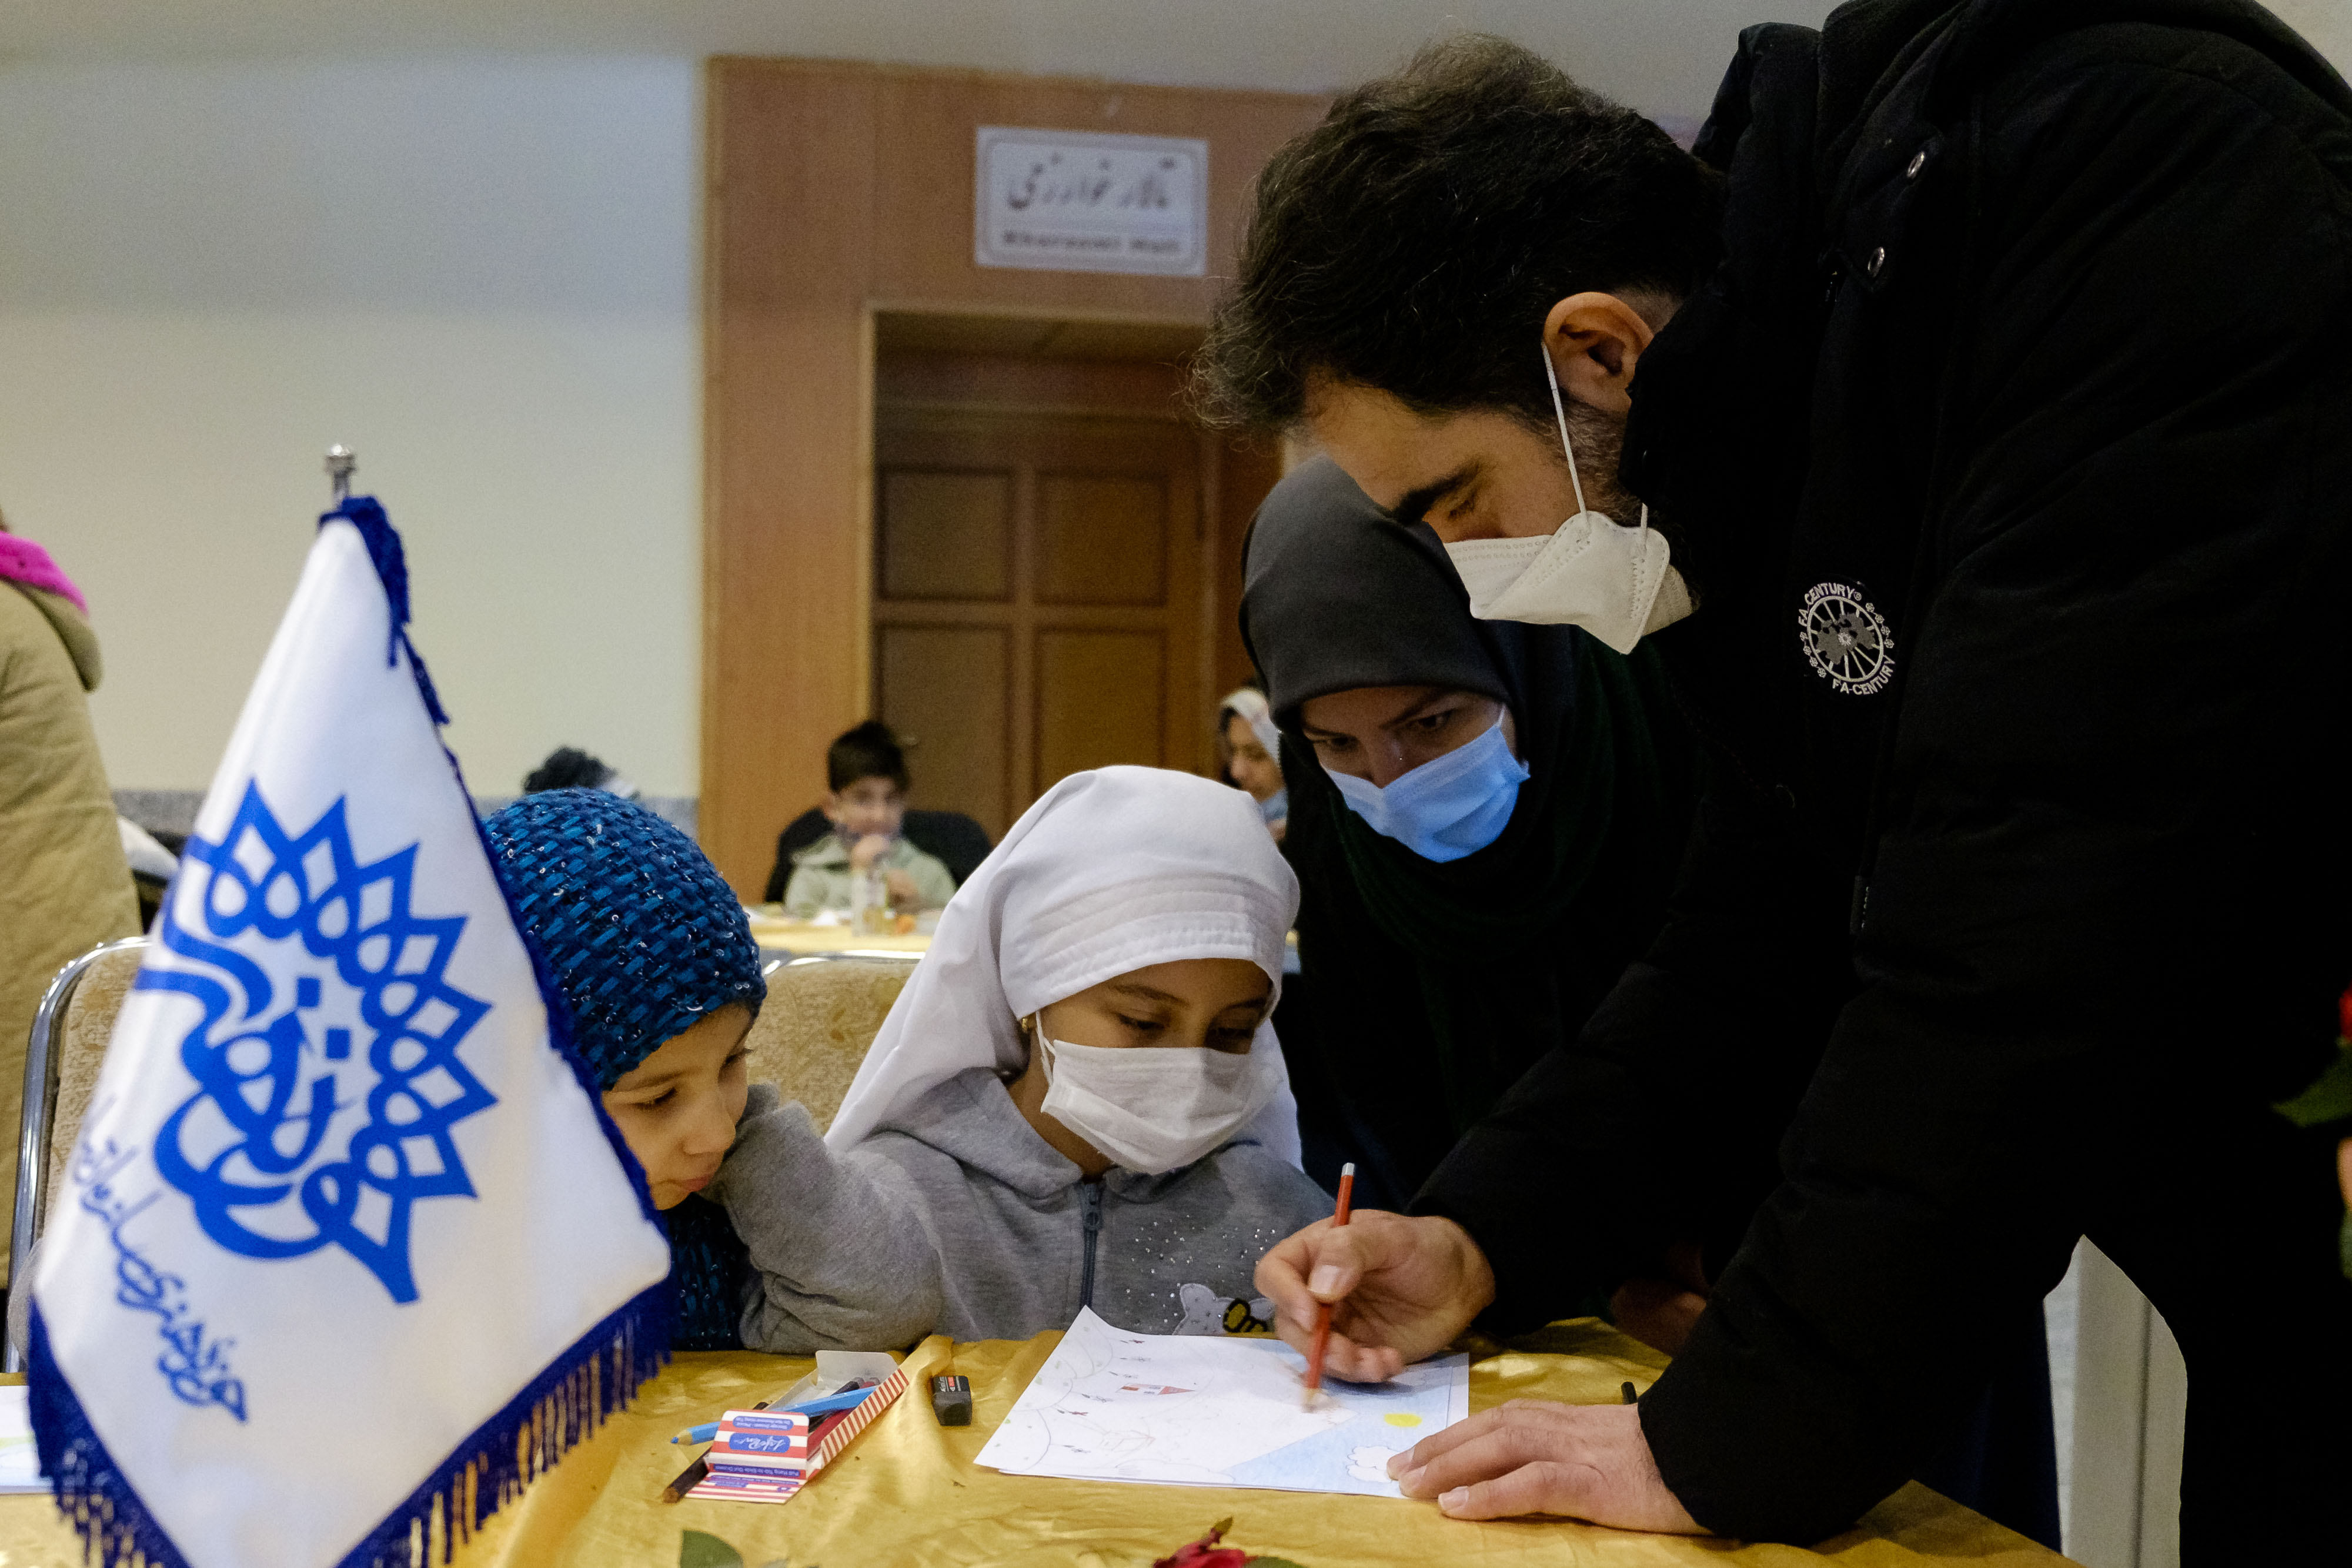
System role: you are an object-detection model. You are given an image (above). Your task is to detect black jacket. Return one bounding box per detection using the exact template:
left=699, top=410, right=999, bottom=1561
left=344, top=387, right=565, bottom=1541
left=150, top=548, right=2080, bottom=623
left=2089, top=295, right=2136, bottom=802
left=1417, top=0, right=2352, bottom=1540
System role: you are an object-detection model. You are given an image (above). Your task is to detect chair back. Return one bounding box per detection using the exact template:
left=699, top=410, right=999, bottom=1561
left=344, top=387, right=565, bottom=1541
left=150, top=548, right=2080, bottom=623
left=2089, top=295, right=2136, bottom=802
left=746, top=955, right=917, bottom=1133
left=763, top=808, right=834, bottom=903
left=902, top=810, right=993, bottom=888
left=8, top=937, right=145, bottom=1371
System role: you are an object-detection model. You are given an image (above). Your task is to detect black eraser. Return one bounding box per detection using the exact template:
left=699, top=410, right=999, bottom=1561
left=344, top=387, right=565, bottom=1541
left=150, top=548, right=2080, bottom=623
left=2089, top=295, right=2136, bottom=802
left=930, top=1374, right=973, bottom=1426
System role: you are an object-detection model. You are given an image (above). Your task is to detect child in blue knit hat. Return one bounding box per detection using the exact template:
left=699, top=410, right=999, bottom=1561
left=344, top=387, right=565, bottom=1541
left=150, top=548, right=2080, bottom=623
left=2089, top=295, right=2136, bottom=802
left=482, top=789, right=767, bottom=1349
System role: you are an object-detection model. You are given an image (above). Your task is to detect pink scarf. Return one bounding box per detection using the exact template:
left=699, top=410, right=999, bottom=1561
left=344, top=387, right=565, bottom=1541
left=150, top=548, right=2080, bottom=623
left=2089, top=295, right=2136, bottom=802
left=0, top=535, right=87, bottom=613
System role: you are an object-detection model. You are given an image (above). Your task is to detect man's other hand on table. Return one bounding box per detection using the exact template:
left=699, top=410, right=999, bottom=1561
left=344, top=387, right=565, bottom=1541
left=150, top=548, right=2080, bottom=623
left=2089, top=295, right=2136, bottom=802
left=1389, top=1400, right=1705, bottom=1531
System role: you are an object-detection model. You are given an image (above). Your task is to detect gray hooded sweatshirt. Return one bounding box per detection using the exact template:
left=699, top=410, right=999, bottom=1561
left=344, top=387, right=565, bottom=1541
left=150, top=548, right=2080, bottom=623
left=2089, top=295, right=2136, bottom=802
left=707, top=1072, right=1333, bottom=1352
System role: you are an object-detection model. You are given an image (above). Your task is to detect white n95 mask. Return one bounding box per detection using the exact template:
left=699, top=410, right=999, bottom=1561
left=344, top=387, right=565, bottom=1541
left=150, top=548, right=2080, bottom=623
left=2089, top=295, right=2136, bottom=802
left=1442, top=340, right=1693, bottom=653
left=1038, top=1034, right=1279, bottom=1175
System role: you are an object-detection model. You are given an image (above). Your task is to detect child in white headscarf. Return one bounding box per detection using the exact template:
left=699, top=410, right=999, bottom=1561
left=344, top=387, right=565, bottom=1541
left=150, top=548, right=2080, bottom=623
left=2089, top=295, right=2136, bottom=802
left=706, top=766, right=1332, bottom=1349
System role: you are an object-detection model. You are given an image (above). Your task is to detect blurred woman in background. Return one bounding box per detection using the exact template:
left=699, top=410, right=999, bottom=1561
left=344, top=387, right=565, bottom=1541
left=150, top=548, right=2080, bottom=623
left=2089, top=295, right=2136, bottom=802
left=0, top=513, right=137, bottom=1302
left=1215, top=687, right=1286, bottom=840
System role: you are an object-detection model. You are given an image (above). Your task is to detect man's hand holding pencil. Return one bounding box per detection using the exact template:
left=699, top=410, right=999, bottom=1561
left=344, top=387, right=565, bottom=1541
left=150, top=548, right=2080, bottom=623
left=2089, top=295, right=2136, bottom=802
left=1255, top=1210, right=1495, bottom=1385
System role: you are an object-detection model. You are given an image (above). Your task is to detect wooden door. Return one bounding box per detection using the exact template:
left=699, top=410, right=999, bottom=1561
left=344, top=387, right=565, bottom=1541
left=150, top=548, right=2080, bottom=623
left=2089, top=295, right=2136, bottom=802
left=873, top=408, right=1205, bottom=837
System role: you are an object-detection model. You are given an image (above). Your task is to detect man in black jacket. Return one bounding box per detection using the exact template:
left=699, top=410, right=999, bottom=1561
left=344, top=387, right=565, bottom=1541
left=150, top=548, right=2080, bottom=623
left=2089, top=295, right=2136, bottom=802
left=1205, top=1, right=2352, bottom=1554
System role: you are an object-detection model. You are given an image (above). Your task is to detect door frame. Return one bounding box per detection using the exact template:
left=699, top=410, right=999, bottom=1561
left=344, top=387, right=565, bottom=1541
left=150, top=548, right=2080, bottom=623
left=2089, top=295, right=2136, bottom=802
left=702, top=56, right=1327, bottom=894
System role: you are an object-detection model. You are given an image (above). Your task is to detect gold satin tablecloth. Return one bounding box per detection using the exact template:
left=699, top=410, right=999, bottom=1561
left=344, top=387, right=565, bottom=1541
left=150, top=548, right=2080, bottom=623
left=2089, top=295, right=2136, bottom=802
left=747, top=915, right=933, bottom=958
left=0, top=1321, right=2073, bottom=1567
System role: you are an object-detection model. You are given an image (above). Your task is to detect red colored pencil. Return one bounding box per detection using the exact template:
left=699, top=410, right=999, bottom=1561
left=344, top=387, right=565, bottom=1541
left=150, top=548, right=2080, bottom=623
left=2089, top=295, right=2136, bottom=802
left=1302, top=1161, right=1357, bottom=1408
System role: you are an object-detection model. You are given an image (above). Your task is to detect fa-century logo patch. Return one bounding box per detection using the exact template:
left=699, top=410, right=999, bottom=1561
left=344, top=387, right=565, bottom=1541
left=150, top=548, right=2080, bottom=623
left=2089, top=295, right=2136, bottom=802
left=1798, top=581, right=1895, bottom=696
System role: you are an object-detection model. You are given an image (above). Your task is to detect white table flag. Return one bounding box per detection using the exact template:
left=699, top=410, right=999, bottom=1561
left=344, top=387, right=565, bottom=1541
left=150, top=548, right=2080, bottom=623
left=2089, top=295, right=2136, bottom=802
left=29, top=499, right=674, bottom=1568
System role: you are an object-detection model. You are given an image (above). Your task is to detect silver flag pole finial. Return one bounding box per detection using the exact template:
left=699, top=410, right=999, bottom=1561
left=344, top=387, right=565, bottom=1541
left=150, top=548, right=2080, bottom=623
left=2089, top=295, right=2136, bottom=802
left=325, top=444, right=357, bottom=502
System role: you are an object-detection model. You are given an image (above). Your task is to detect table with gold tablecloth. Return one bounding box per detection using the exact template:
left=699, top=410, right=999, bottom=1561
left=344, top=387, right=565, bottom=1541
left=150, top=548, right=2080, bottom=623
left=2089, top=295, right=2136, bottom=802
left=0, top=1321, right=2074, bottom=1567
left=747, top=915, right=933, bottom=960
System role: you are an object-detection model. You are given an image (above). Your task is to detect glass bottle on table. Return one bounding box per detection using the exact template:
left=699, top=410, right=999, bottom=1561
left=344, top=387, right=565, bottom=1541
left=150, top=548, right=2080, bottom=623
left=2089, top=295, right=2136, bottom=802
left=850, top=864, right=890, bottom=935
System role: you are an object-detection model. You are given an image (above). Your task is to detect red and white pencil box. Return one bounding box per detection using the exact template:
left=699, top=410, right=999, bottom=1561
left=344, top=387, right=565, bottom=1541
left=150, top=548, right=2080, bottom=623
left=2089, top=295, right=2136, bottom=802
left=704, top=1413, right=812, bottom=1469
left=687, top=1366, right=911, bottom=1505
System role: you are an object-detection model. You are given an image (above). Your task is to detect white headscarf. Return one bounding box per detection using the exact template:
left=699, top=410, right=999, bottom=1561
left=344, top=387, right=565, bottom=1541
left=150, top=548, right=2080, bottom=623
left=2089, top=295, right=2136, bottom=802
left=823, top=766, right=1304, bottom=1164
left=1220, top=686, right=1284, bottom=762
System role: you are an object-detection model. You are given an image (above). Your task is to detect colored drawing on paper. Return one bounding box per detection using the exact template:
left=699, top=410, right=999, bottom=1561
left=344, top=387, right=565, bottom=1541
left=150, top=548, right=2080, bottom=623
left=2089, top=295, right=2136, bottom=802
left=974, top=1307, right=1468, bottom=1498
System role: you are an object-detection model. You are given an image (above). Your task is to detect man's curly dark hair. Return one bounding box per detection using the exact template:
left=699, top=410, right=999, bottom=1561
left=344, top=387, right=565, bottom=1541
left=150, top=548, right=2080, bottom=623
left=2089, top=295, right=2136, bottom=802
left=1193, top=34, right=1723, bottom=434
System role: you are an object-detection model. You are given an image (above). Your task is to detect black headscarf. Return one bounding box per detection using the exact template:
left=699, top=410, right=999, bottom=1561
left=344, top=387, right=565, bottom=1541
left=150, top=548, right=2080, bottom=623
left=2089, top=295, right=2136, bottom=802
left=1241, top=458, right=1693, bottom=1209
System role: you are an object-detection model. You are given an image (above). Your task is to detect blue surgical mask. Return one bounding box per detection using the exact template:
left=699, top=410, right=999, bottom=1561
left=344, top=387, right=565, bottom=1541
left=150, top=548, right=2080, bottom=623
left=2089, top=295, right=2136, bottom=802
left=1327, top=716, right=1529, bottom=862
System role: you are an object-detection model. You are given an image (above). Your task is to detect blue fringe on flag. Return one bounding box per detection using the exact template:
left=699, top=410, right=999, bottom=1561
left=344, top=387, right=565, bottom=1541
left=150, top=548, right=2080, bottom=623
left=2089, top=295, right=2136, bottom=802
left=324, top=495, right=448, bottom=727
left=333, top=489, right=669, bottom=1235
left=28, top=1305, right=192, bottom=1568
left=31, top=1280, right=674, bottom=1568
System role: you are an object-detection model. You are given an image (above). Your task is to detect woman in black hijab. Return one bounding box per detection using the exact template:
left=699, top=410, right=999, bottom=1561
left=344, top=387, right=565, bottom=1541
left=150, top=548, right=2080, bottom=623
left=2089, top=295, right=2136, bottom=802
left=1242, top=457, right=1693, bottom=1215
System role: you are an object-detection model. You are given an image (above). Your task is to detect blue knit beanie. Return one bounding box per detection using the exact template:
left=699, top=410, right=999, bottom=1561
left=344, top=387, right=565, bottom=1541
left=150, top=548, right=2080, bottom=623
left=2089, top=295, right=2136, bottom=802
left=483, top=789, right=766, bottom=1088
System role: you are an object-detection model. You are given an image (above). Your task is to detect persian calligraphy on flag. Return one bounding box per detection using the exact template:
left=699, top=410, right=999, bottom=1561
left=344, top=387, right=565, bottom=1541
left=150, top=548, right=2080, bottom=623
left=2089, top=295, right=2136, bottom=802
left=27, top=499, right=675, bottom=1568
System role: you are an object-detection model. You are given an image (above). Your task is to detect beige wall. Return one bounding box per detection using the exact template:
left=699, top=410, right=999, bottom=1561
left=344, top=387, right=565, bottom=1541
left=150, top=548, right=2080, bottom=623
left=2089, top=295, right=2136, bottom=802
left=2273, top=0, right=2352, bottom=76
left=2, top=8, right=2342, bottom=806
left=0, top=1, right=1830, bottom=119
left=0, top=58, right=701, bottom=797
left=0, top=7, right=1802, bottom=807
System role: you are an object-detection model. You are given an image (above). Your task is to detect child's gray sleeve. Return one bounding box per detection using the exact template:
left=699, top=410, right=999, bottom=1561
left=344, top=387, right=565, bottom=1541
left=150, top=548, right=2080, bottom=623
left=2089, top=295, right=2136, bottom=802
left=707, top=1087, right=944, bottom=1352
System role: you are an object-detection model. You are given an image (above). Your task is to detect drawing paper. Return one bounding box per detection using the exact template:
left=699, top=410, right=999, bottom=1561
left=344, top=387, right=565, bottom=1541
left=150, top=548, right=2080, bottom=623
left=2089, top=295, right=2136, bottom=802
left=975, top=1308, right=1469, bottom=1497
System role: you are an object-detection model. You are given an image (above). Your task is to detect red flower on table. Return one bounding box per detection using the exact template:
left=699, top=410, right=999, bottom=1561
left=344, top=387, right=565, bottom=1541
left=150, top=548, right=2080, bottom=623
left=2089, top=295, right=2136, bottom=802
left=1154, top=1518, right=1251, bottom=1568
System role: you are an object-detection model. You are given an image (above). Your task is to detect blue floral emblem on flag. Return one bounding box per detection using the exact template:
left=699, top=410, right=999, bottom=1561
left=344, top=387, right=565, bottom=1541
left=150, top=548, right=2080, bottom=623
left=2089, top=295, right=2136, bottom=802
left=142, top=782, right=497, bottom=1303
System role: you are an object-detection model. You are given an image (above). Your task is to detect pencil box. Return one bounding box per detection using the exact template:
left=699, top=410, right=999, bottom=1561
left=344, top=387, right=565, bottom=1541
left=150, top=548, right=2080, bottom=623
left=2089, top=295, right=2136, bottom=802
left=706, top=1459, right=814, bottom=1481
left=705, top=1419, right=812, bottom=1466
left=686, top=1365, right=911, bottom=1505
left=690, top=1470, right=807, bottom=1502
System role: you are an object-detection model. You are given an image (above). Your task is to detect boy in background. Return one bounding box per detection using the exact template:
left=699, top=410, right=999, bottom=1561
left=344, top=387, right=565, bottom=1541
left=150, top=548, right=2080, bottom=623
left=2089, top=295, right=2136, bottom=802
left=781, top=721, right=957, bottom=919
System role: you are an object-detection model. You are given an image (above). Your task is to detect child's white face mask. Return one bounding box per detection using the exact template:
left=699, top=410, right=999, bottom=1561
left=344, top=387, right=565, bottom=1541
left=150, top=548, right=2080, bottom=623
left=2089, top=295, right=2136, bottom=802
left=1037, top=1033, right=1280, bottom=1175
left=1441, top=340, right=1693, bottom=652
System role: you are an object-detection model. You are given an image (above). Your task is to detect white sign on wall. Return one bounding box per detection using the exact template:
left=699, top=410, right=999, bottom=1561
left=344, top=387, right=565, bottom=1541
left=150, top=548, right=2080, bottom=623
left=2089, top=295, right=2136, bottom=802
left=974, top=127, right=1209, bottom=278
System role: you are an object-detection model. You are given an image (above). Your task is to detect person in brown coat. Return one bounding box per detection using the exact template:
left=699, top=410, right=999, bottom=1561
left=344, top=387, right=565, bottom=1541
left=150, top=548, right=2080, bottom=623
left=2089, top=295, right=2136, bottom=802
left=0, top=516, right=137, bottom=1286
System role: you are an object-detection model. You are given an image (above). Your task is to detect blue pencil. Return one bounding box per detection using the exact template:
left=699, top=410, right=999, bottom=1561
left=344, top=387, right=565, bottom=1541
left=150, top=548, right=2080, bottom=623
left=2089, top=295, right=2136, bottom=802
left=670, top=1385, right=874, bottom=1445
